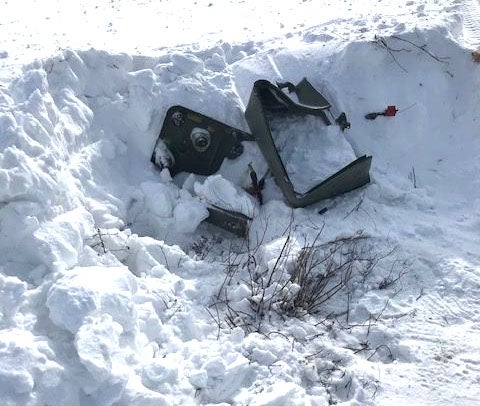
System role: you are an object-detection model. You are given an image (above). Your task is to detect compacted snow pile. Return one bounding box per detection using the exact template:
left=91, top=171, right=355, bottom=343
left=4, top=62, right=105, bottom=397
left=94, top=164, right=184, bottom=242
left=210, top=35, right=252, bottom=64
left=1, top=2, right=480, bottom=405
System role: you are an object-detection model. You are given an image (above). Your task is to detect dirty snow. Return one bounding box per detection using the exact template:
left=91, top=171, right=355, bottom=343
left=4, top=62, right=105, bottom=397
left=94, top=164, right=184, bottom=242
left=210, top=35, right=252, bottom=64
left=0, top=0, right=480, bottom=405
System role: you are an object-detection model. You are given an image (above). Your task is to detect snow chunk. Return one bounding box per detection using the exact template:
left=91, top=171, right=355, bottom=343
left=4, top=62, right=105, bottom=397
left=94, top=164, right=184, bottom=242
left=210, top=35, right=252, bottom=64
left=251, top=348, right=277, bottom=366
left=30, top=207, right=94, bottom=272
left=86, top=373, right=129, bottom=406
left=204, top=357, right=226, bottom=379
left=0, top=274, right=27, bottom=321
left=11, top=69, right=49, bottom=101
left=46, top=266, right=137, bottom=333
left=126, top=235, right=192, bottom=275
left=135, top=305, right=162, bottom=342
left=134, top=181, right=209, bottom=236
left=250, top=381, right=306, bottom=405
left=127, top=69, right=155, bottom=93
left=170, top=53, right=205, bottom=75
left=189, top=369, right=208, bottom=389
left=206, top=52, right=227, bottom=71
left=194, top=174, right=256, bottom=217
left=173, top=200, right=209, bottom=233
left=203, top=355, right=253, bottom=403
left=258, top=236, right=300, bottom=272
left=0, top=329, right=77, bottom=404
left=117, top=381, right=170, bottom=406
left=142, top=356, right=179, bottom=391
left=75, top=314, right=123, bottom=382
left=141, top=182, right=176, bottom=218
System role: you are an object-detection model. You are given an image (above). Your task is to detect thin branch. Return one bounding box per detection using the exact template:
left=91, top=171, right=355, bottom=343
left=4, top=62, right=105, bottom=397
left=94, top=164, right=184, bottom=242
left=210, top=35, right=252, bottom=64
left=343, top=197, right=364, bottom=220
left=374, top=35, right=408, bottom=73
left=391, top=35, right=449, bottom=63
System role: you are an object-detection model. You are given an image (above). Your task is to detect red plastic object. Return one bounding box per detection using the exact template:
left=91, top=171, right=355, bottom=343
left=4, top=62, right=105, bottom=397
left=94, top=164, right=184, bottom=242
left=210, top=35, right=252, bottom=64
left=385, top=105, right=398, bottom=116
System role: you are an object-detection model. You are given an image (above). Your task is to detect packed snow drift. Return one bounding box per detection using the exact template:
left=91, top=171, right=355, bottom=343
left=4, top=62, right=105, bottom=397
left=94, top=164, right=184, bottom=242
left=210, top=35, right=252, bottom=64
left=0, top=1, right=479, bottom=405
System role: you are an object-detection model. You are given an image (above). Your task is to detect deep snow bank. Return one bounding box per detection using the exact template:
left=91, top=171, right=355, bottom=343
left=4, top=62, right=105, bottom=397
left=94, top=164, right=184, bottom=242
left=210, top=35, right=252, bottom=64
left=0, top=24, right=479, bottom=405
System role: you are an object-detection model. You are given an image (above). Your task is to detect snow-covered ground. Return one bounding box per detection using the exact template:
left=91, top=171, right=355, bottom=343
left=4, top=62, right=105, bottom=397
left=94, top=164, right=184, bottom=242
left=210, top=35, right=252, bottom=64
left=1, top=0, right=480, bottom=405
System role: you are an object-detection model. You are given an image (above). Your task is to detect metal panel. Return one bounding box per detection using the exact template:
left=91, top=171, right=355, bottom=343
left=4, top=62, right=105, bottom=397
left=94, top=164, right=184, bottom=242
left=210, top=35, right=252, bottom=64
left=245, top=79, right=371, bottom=208
left=151, top=105, right=253, bottom=176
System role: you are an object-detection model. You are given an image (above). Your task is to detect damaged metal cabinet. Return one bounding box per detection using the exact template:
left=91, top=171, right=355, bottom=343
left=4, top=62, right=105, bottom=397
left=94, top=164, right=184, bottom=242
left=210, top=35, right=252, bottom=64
left=151, top=78, right=372, bottom=236
left=245, top=79, right=371, bottom=208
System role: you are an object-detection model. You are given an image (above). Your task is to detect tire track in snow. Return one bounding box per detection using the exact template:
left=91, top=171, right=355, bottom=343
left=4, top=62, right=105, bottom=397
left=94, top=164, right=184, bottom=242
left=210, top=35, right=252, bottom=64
left=400, top=319, right=480, bottom=403
left=379, top=259, right=480, bottom=405
left=375, top=251, right=480, bottom=404
left=461, top=0, right=480, bottom=48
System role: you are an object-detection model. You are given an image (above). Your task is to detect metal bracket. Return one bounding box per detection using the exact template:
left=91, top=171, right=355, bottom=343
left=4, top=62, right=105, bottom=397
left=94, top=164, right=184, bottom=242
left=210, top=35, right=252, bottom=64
left=151, top=105, right=253, bottom=176
left=206, top=205, right=250, bottom=237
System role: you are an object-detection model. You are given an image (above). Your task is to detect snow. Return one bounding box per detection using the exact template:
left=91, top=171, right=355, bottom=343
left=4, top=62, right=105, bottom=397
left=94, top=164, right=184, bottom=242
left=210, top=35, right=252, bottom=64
left=194, top=175, right=256, bottom=217
left=267, top=115, right=357, bottom=194
left=1, top=0, right=480, bottom=405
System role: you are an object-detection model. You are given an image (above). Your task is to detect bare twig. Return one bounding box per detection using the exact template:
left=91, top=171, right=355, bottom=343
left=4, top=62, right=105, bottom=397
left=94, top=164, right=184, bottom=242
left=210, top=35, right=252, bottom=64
left=205, top=305, right=222, bottom=340
left=343, top=197, right=364, bottom=220
left=391, top=35, right=449, bottom=64
left=416, top=287, right=425, bottom=301
left=409, top=166, right=417, bottom=189
left=374, top=35, right=409, bottom=73
left=96, top=228, right=106, bottom=254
